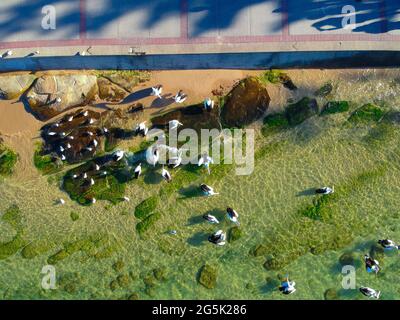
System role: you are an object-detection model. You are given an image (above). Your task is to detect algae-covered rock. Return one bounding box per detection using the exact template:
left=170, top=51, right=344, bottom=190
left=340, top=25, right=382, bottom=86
left=339, top=252, right=355, bottom=266
left=324, top=288, right=339, bottom=300
left=0, top=143, right=18, bottom=177
left=26, top=74, right=98, bottom=121
left=221, top=77, right=270, bottom=127
left=314, top=83, right=333, bottom=97
left=70, top=211, right=79, bottom=222
left=109, top=280, right=119, bottom=291
left=113, top=259, right=125, bottom=272
left=151, top=102, right=221, bottom=132
left=369, top=243, right=385, bottom=261
left=134, top=196, right=159, bottom=220
left=262, top=112, right=289, bottom=136
left=348, top=103, right=384, bottom=124
left=285, top=97, right=318, bottom=126
left=99, top=71, right=150, bottom=92
left=127, top=293, right=139, bottom=300
left=260, top=70, right=297, bottom=90
left=263, top=257, right=286, bottom=271
left=321, top=101, right=350, bottom=115
left=0, top=74, right=36, bottom=100
left=228, top=226, right=242, bottom=242
left=198, top=264, right=218, bottom=289
left=97, top=77, right=128, bottom=103
left=251, top=244, right=268, bottom=257
left=117, top=274, right=131, bottom=287
left=21, top=240, right=53, bottom=259
left=136, top=212, right=161, bottom=236
left=153, top=267, right=168, bottom=282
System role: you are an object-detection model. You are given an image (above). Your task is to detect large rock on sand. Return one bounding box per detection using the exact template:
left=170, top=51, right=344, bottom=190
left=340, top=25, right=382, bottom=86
left=26, top=74, right=98, bottom=121
left=0, top=74, right=36, bottom=100
left=97, top=77, right=128, bottom=103
left=221, top=77, right=270, bottom=127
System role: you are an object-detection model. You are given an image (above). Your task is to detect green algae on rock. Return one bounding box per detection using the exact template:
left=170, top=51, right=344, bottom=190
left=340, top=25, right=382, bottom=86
left=221, top=76, right=270, bottom=128
left=0, top=142, right=18, bottom=177
left=153, top=267, right=168, bottom=282
left=338, top=252, right=356, bottom=266
left=285, top=97, right=319, bottom=126
left=324, top=288, right=339, bottom=300
left=198, top=264, right=218, bottom=289
left=260, top=70, right=297, bottom=90
left=0, top=205, right=26, bottom=260
left=261, top=112, right=289, bottom=136
left=136, top=212, right=161, bottom=237
left=70, top=211, right=79, bottom=222
left=314, top=82, right=333, bottom=97
left=228, top=226, right=242, bottom=242
left=134, top=196, right=159, bottom=220
left=21, top=240, right=55, bottom=259
left=348, top=103, right=384, bottom=124
left=33, top=142, right=62, bottom=175
left=321, top=101, right=350, bottom=115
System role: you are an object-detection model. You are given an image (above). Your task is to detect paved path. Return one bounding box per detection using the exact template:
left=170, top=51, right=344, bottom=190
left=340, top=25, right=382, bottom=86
left=0, top=0, right=399, bottom=56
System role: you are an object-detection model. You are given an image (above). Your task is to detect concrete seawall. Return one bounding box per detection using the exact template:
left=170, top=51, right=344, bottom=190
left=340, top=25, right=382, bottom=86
left=1, top=51, right=400, bottom=72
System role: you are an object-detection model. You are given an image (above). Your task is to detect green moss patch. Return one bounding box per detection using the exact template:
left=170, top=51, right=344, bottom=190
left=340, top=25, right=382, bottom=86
left=348, top=103, right=384, bottom=124
left=21, top=240, right=54, bottom=259
left=285, top=97, right=319, bottom=126
left=299, top=194, right=335, bottom=221
left=70, top=211, right=79, bottom=222
left=33, top=142, right=61, bottom=175
left=136, top=212, right=161, bottom=237
left=262, top=113, right=289, bottom=136
left=228, top=226, right=242, bottom=242
left=0, top=205, right=26, bottom=260
left=314, top=83, right=333, bottom=97
left=0, top=144, right=18, bottom=177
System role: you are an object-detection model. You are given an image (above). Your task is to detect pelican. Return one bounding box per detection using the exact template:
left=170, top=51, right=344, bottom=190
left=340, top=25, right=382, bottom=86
left=95, top=164, right=100, bottom=171
left=87, top=131, right=94, bottom=136
left=146, top=147, right=159, bottom=167
left=89, top=118, right=95, bottom=125
left=135, top=121, right=148, bottom=136
left=56, top=97, right=62, bottom=104
left=279, top=277, right=297, bottom=295
left=203, top=214, right=219, bottom=224
left=208, top=230, right=226, bottom=246
left=200, top=184, right=219, bottom=196
left=161, top=166, right=172, bottom=183
left=168, top=150, right=182, bottom=168
left=48, top=131, right=57, bottom=136
left=83, top=172, right=88, bottom=179
left=59, top=146, right=65, bottom=152
left=72, top=174, right=78, bottom=179
left=92, top=139, right=98, bottom=147
left=60, top=132, right=66, bottom=137
left=203, top=98, right=214, bottom=111
left=198, top=153, right=214, bottom=174
left=174, top=90, right=187, bottom=104
left=66, top=143, right=72, bottom=149
left=378, top=239, right=399, bottom=250
left=123, top=196, right=130, bottom=202
left=58, top=198, right=65, bottom=205
left=134, top=163, right=142, bottom=179
left=360, top=287, right=380, bottom=299
left=68, top=115, right=74, bottom=122
left=3, top=50, right=13, bottom=58
left=151, top=85, right=163, bottom=99
left=103, top=128, right=109, bottom=134
left=226, top=207, right=239, bottom=225
left=67, top=135, right=74, bottom=140
left=364, top=255, right=380, bottom=274
left=113, top=150, right=125, bottom=162
left=61, top=154, right=66, bottom=161
left=83, top=110, right=89, bottom=117
left=315, top=186, right=334, bottom=195
left=91, top=198, right=96, bottom=204
left=85, top=147, right=93, bottom=152
left=90, top=178, right=95, bottom=186
left=169, top=120, right=183, bottom=130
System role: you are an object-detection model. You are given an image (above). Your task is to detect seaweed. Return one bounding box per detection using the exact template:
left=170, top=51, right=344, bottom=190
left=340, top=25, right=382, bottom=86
left=33, top=142, right=61, bottom=175
left=0, top=144, right=18, bottom=177
left=134, top=196, right=159, bottom=220
left=261, top=113, right=289, bottom=136
left=348, top=103, right=384, bottom=124
left=136, top=212, right=161, bottom=236
left=198, top=264, right=218, bottom=289
left=21, top=240, right=54, bottom=259
left=320, top=101, right=350, bottom=115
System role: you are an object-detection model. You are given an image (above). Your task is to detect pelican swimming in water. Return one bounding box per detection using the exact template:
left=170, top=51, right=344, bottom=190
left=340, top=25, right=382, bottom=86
left=208, top=230, right=226, bottom=246
left=315, top=186, right=334, bottom=195
left=169, top=120, right=183, bottom=130
left=203, top=98, right=214, bottom=111
left=151, top=85, right=163, bottom=99
left=360, top=286, right=380, bottom=299
left=161, top=167, right=172, bottom=183
left=279, top=277, right=296, bottom=295
left=174, top=90, right=187, bottom=104
left=364, top=254, right=380, bottom=274
left=134, top=163, right=142, bottom=179
left=113, top=150, right=125, bottom=162
left=135, top=121, right=148, bottom=136
left=203, top=214, right=219, bottom=224
left=226, top=207, right=239, bottom=225
left=198, top=153, right=214, bottom=174
left=378, top=239, right=399, bottom=250
left=200, top=184, right=219, bottom=196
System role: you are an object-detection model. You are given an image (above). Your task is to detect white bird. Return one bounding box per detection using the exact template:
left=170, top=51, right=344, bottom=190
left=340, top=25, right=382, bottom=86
left=60, top=132, right=66, bottom=137
left=103, top=128, right=109, bottom=134
left=48, top=131, right=57, bottom=136
left=135, top=121, right=148, bottom=136
left=113, top=150, right=125, bottom=162
left=83, top=111, right=89, bottom=117
left=123, top=196, right=130, bottom=202
left=169, top=120, right=183, bottom=130
left=174, top=90, right=187, bottom=104
left=92, top=139, right=98, bottom=147
left=58, top=198, right=65, bottom=205
left=56, top=97, right=62, bottom=104
left=203, top=214, right=219, bottom=224
left=90, top=178, right=95, bottom=186
left=134, top=163, right=142, bottom=179
left=200, top=184, right=219, bottom=196
left=89, top=118, right=95, bottom=124
left=91, top=198, right=96, bottom=204
left=227, top=207, right=239, bottom=225
left=161, top=167, right=172, bottom=183
left=52, top=123, right=60, bottom=128
left=151, top=85, right=163, bottom=99
left=83, top=172, right=88, bottom=179
left=68, top=115, right=74, bottom=122
left=146, top=147, right=159, bottom=167
left=66, top=143, right=72, bottom=149
left=3, top=50, right=13, bottom=58
left=204, top=98, right=214, bottom=111
left=87, top=131, right=94, bottom=136
left=59, top=146, right=65, bottom=152
left=198, top=153, right=214, bottom=174
left=102, top=171, right=107, bottom=176
left=86, top=147, right=93, bottom=152
left=95, top=164, right=100, bottom=171
left=61, top=154, right=66, bottom=161
left=169, top=150, right=182, bottom=168
left=67, top=136, right=74, bottom=140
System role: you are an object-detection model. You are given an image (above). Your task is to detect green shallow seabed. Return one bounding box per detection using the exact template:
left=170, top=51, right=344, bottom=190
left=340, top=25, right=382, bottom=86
left=1, top=70, right=400, bottom=299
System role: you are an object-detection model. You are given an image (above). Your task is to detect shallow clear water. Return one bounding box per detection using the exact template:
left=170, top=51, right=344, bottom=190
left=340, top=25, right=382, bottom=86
left=1, top=69, right=400, bottom=300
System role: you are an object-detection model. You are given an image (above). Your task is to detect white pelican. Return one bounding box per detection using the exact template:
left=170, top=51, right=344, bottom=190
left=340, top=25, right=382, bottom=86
left=203, top=214, right=219, bottom=224
left=169, top=120, right=183, bottom=130
left=208, top=230, right=226, bottom=246
left=161, top=166, right=172, bottom=183
left=134, top=163, right=142, bottom=179
left=151, top=85, right=163, bottom=99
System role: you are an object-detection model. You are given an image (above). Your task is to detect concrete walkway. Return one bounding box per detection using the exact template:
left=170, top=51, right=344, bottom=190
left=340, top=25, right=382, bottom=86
left=0, top=0, right=399, bottom=59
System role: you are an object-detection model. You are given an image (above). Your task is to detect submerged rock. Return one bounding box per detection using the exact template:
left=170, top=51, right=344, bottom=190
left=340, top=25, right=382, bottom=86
left=285, top=97, right=319, bottom=126
left=221, top=77, right=270, bottom=127
left=0, top=74, right=36, bottom=100
left=324, top=288, right=339, bottom=300
left=314, top=83, right=333, bottom=97
left=338, top=252, right=355, bottom=266
left=228, top=226, right=242, bottom=242
left=198, top=264, right=218, bottom=289
left=151, top=102, right=221, bottom=132
left=25, top=74, right=98, bottom=121
left=97, top=77, right=128, bottom=103
left=321, top=101, right=350, bottom=115
left=348, top=103, right=384, bottom=124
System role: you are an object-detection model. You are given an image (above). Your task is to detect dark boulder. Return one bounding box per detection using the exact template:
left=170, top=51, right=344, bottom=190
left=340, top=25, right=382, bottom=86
left=285, top=97, right=319, bottom=126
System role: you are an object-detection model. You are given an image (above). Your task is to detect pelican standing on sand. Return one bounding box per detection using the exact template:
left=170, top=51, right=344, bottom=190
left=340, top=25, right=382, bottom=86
left=174, top=90, right=187, bottom=103
left=161, top=166, right=172, bottom=183
left=134, top=163, right=142, bottom=179
left=151, top=85, right=163, bottom=99
left=200, top=184, right=219, bottom=196
left=169, top=120, right=183, bottom=130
